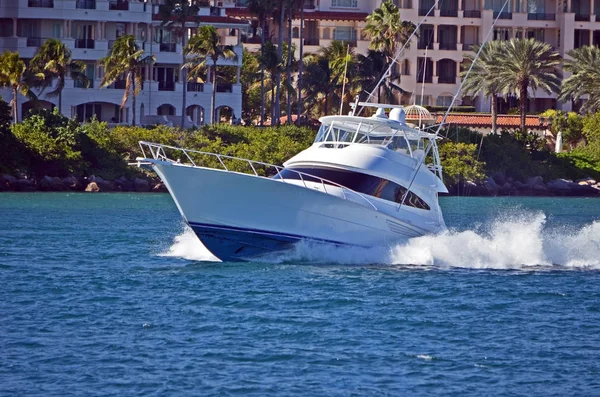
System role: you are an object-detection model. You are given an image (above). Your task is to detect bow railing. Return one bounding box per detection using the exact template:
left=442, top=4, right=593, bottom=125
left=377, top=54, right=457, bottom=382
left=136, top=141, right=379, bottom=211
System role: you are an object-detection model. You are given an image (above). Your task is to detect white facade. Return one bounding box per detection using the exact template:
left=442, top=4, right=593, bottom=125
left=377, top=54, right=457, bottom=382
left=228, top=0, right=600, bottom=113
left=0, top=0, right=246, bottom=126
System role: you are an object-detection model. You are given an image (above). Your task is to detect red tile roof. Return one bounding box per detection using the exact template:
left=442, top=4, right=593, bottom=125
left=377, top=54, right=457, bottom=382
left=435, top=113, right=549, bottom=130
left=225, top=7, right=368, bottom=21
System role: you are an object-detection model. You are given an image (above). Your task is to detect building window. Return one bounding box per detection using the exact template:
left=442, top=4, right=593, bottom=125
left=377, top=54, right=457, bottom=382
left=402, top=59, right=410, bottom=75
left=436, top=95, right=454, bottom=107
left=493, top=28, right=510, bottom=41
left=52, top=23, right=62, bottom=39
left=333, top=26, right=357, bottom=42
left=331, top=0, right=358, bottom=7
left=415, top=95, right=430, bottom=106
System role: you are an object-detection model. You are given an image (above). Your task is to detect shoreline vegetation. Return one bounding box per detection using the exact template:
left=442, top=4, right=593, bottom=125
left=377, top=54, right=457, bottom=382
left=1, top=106, right=600, bottom=197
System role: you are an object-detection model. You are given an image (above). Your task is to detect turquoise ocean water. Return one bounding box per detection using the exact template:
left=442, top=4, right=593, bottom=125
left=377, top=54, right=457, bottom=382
left=1, top=193, right=600, bottom=395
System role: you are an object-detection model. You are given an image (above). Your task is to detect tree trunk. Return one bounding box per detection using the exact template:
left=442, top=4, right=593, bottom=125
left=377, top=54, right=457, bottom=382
left=296, top=6, right=304, bottom=124
left=491, top=93, right=497, bottom=134
left=275, top=7, right=284, bottom=125
left=132, top=71, right=136, bottom=126
left=181, top=32, right=188, bottom=129
left=12, top=87, right=18, bottom=124
left=260, top=17, right=266, bottom=126
left=212, top=63, right=217, bottom=124
left=519, top=79, right=528, bottom=132
left=271, top=84, right=275, bottom=123
left=286, top=4, right=292, bottom=125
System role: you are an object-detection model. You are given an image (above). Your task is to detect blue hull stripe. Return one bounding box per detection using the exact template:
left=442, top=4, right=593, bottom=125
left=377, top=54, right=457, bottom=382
left=188, top=221, right=365, bottom=248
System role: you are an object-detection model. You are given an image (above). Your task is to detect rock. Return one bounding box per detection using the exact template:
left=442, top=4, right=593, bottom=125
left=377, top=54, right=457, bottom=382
left=39, top=176, right=67, bottom=191
left=547, top=179, right=572, bottom=191
left=114, top=176, right=134, bottom=192
left=483, top=177, right=498, bottom=192
left=61, top=176, right=80, bottom=190
left=493, top=171, right=506, bottom=186
left=85, top=182, right=101, bottom=192
left=133, top=177, right=151, bottom=192
left=576, top=177, right=597, bottom=186
left=514, top=181, right=528, bottom=190
left=12, top=178, right=36, bottom=192
left=533, top=184, right=549, bottom=193
left=0, top=174, right=17, bottom=190
left=152, top=182, right=168, bottom=193
left=89, top=175, right=114, bottom=191
left=526, top=176, right=544, bottom=188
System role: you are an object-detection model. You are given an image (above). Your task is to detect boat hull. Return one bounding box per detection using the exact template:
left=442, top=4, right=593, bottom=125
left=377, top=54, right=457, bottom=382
left=150, top=160, right=441, bottom=261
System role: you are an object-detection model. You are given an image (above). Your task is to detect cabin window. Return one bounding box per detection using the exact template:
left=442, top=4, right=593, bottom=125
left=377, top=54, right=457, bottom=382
left=274, top=167, right=430, bottom=210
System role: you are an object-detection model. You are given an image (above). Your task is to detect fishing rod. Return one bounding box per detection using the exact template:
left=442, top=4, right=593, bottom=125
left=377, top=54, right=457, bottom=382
left=399, top=0, right=511, bottom=207
left=355, top=0, right=442, bottom=117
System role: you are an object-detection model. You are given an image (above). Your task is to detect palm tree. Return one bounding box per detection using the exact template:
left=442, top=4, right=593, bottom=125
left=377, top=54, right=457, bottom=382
left=274, top=3, right=285, bottom=124
left=158, top=0, right=201, bottom=128
left=98, top=35, right=155, bottom=126
left=356, top=50, right=403, bottom=106
left=363, top=0, right=416, bottom=105
left=30, top=38, right=89, bottom=114
left=495, top=38, right=561, bottom=131
left=183, top=25, right=238, bottom=124
left=461, top=41, right=506, bottom=134
left=0, top=51, right=37, bottom=124
left=247, top=0, right=277, bottom=126
left=319, top=41, right=355, bottom=113
left=558, top=45, right=600, bottom=113
left=364, top=0, right=416, bottom=62
left=302, top=54, right=338, bottom=117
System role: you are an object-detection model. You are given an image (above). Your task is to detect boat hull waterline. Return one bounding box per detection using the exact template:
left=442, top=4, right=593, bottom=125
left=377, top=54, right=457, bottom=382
left=148, top=159, right=439, bottom=262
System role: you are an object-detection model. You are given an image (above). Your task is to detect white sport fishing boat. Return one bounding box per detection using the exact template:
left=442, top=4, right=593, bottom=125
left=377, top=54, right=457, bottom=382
left=135, top=102, right=448, bottom=261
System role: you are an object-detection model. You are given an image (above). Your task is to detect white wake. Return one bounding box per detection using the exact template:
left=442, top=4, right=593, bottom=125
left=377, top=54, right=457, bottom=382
left=161, top=213, right=600, bottom=270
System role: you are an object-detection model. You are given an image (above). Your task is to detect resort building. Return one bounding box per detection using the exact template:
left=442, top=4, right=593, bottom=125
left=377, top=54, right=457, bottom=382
left=225, top=0, right=600, bottom=113
left=0, top=0, right=247, bottom=126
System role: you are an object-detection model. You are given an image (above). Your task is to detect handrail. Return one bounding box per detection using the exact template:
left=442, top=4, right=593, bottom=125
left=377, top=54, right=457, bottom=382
left=137, top=141, right=378, bottom=211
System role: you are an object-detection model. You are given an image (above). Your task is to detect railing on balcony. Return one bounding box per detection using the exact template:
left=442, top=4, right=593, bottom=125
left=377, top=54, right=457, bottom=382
left=75, top=38, right=95, bottom=49
left=210, top=6, right=221, bottom=16
left=418, top=7, right=431, bottom=15
left=438, top=76, right=456, bottom=84
left=26, top=37, right=43, bottom=47
left=109, top=0, right=129, bottom=11
left=187, top=82, right=204, bottom=92
left=159, top=42, right=177, bottom=52
left=439, top=9, right=458, bottom=16
left=28, top=0, right=54, bottom=7
left=527, top=13, right=555, bottom=20
left=493, top=11, right=512, bottom=18
left=109, top=80, right=126, bottom=89
left=462, top=41, right=479, bottom=49
left=76, top=0, right=96, bottom=9
left=216, top=83, right=233, bottom=93
left=597, top=15, right=600, bottom=22
left=74, top=79, right=93, bottom=88
left=418, top=41, right=432, bottom=49
left=574, top=13, right=590, bottom=21
left=463, top=9, right=481, bottom=17
left=439, top=42, right=457, bottom=50
left=159, top=81, right=175, bottom=91
left=304, top=38, right=320, bottom=46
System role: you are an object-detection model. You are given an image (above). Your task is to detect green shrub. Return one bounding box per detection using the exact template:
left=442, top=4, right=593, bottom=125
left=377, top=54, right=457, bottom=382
left=425, top=105, right=476, bottom=113
left=438, top=141, right=485, bottom=186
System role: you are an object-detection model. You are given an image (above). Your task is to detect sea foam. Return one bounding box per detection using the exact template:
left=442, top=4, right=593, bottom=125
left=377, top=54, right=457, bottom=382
left=162, top=212, right=600, bottom=270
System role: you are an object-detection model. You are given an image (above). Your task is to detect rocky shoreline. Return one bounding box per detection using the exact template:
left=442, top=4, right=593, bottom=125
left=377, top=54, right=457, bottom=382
left=0, top=173, right=167, bottom=193
left=1, top=172, right=599, bottom=197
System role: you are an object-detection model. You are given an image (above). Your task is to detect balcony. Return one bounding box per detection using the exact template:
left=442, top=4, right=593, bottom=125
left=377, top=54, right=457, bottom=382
left=418, top=41, right=432, bottom=49
left=463, top=9, right=481, bottom=17
left=439, top=42, right=457, bottom=50
left=28, top=0, right=53, bottom=7
left=462, top=41, right=479, bottom=49
left=493, top=11, right=512, bottom=19
left=438, top=76, right=456, bottom=84
left=418, top=76, right=433, bottom=83
left=109, top=0, right=129, bottom=11
left=418, top=7, right=432, bottom=15
left=26, top=37, right=43, bottom=47
left=303, top=0, right=316, bottom=8
left=109, top=80, right=126, bottom=89
left=158, top=81, right=175, bottom=91
left=597, top=15, right=600, bottom=21
left=216, top=83, right=233, bottom=93
left=74, top=79, right=93, bottom=88
left=76, top=0, right=96, bottom=9
left=574, top=13, right=590, bottom=21
left=527, top=13, right=555, bottom=20
left=439, top=9, right=458, bottom=16
left=75, top=39, right=95, bottom=49
left=159, top=42, right=177, bottom=52
left=304, top=38, right=320, bottom=46
left=187, top=82, right=204, bottom=92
